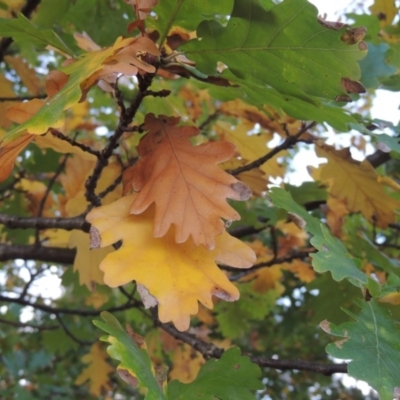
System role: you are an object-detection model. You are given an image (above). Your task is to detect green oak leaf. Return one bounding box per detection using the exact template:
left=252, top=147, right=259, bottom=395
left=0, top=13, right=73, bottom=55
left=310, top=224, right=367, bottom=284
left=93, top=312, right=166, bottom=400
left=322, top=300, right=400, bottom=400
left=359, top=43, right=396, bottom=88
left=148, top=0, right=233, bottom=47
left=183, top=0, right=366, bottom=103
left=167, top=347, right=263, bottom=399
left=269, top=188, right=367, bottom=285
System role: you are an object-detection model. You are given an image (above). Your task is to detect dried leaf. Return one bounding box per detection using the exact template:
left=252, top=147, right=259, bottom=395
left=128, top=114, right=251, bottom=249
left=314, top=143, right=400, bottom=228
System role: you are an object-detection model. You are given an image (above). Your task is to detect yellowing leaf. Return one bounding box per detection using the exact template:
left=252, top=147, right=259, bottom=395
left=85, top=291, right=110, bottom=309
left=282, top=260, right=315, bottom=283
left=370, top=0, right=397, bottom=26
left=75, top=342, right=113, bottom=396
left=314, top=143, right=400, bottom=228
left=219, top=99, right=301, bottom=136
left=169, top=343, right=204, bottom=383
left=59, top=156, right=122, bottom=216
left=69, top=230, right=110, bottom=291
left=80, top=36, right=160, bottom=99
left=379, top=292, right=400, bottom=305
left=86, top=195, right=256, bottom=331
left=128, top=114, right=252, bottom=249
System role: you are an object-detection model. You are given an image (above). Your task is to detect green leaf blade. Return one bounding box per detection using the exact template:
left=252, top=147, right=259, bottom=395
left=167, top=347, right=263, bottom=399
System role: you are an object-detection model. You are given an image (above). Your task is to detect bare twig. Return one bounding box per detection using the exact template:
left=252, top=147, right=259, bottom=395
left=0, top=317, right=58, bottom=331
left=55, top=314, right=94, bottom=346
left=230, top=122, right=316, bottom=175
left=49, top=129, right=101, bottom=158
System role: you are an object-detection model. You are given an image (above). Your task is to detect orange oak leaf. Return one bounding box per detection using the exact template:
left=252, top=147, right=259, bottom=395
left=80, top=36, right=160, bottom=98
left=86, top=195, right=256, bottom=331
left=313, top=142, right=400, bottom=228
left=126, top=114, right=252, bottom=249
left=0, top=133, right=33, bottom=182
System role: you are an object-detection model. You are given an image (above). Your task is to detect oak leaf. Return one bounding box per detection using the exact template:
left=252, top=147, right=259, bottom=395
left=216, top=121, right=284, bottom=179
left=313, top=143, right=400, bottom=228
left=68, top=230, right=110, bottom=291
left=0, top=133, right=33, bottom=182
left=169, top=343, right=204, bottom=383
left=86, top=195, right=256, bottom=331
left=75, top=342, right=113, bottom=396
left=126, top=114, right=252, bottom=249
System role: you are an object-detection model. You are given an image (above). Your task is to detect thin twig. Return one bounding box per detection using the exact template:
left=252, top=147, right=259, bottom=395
left=229, top=122, right=316, bottom=176
left=49, top=129, right=101, bottom=158
left=0, top=317, right=58, bottom=331
left=55, top=314, right=94, bottom=346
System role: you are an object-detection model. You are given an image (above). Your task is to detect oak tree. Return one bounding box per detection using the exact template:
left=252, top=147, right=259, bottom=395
left=0, top=0, right=399, bottom=399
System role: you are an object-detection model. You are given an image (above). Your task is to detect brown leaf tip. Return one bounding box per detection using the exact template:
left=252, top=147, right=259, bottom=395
left=137, top=284, right=158, bottom=309
left=231, top=181, right=252, bottom=201
left=117, top=368, right=139, bottom=387
left=89, top=226, right=101, bottom=249
left=288, top=212, right=306, bottom=229
left=341, top=77, right=366, bottom=94
left=213, top=287, right=237, bottom=302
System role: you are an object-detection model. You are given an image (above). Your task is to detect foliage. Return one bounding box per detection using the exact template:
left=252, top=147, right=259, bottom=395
left=1, top=0, right=400, bottom=399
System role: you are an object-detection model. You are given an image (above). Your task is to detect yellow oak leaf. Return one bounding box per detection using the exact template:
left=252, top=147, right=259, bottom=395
left=282, top=260, right=315, bottom=283
left=16, top=178, right=54, bottom=216
left=326, top=197, right=349, bottom=238
left=69, top=230, right=110, bottom=291
left=370, top=0, right=397, bottom=26
left=59, top=156, right=122, bottom=216
left=169, top=343, right=204, bottom=383
left=250, top=265, right=284, bottom=295
left=314, top=142, right=400, bottom=228
left=216, top=121, right=284, bottom=178
left=379, top=292, right=400, bottom=305
left=75, top=342, right=113, bottom=396
left=127, top=114, right=252, bottom=250
left=86, top=195, right=256, bottom=331
left=85, top=291, right=110, bottom=309
left=219, top=99, right=301, bottom=136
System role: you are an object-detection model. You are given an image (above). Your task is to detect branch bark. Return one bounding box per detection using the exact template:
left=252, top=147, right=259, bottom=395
left=155, top=315, right=347, bottom=376
left=0, top=243, right=76, bottom=263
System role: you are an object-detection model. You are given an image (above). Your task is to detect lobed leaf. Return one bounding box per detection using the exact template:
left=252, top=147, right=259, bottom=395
left=321, top=300, right=400, bottom=400
left=93, top=312, right=166, bottom=400
left=167, top=347, right=263, bottom=399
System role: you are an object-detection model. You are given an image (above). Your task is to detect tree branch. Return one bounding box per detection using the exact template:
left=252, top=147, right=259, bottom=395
left=0, top=243, right=76, bottom=263
left=154, top=314, right=347, bottom=376
left=0, top=316, right=58, bottom=331
left=229, top=122, right=315, bottom=175
left=0, top=214, right=88, bottom=231
left=0, top=0, right=42, bottom=61
left=0, top=293, right=140, bottom=316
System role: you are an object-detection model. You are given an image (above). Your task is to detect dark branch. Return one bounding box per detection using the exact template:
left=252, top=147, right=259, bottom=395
left=0, top=243, right=76, bottom=263
left=0, top=316, right=58, bottom=331
left=0, top=214, right=88, bottom=231
left=0, top=94, right=46, bottom=102
left=154, top=313, right=347, bottom=376
left=0, top=293, right=140, bottom=316
left=230, top=122, right=316, bottom=175
left=49, top=129, right=101, bottom=158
